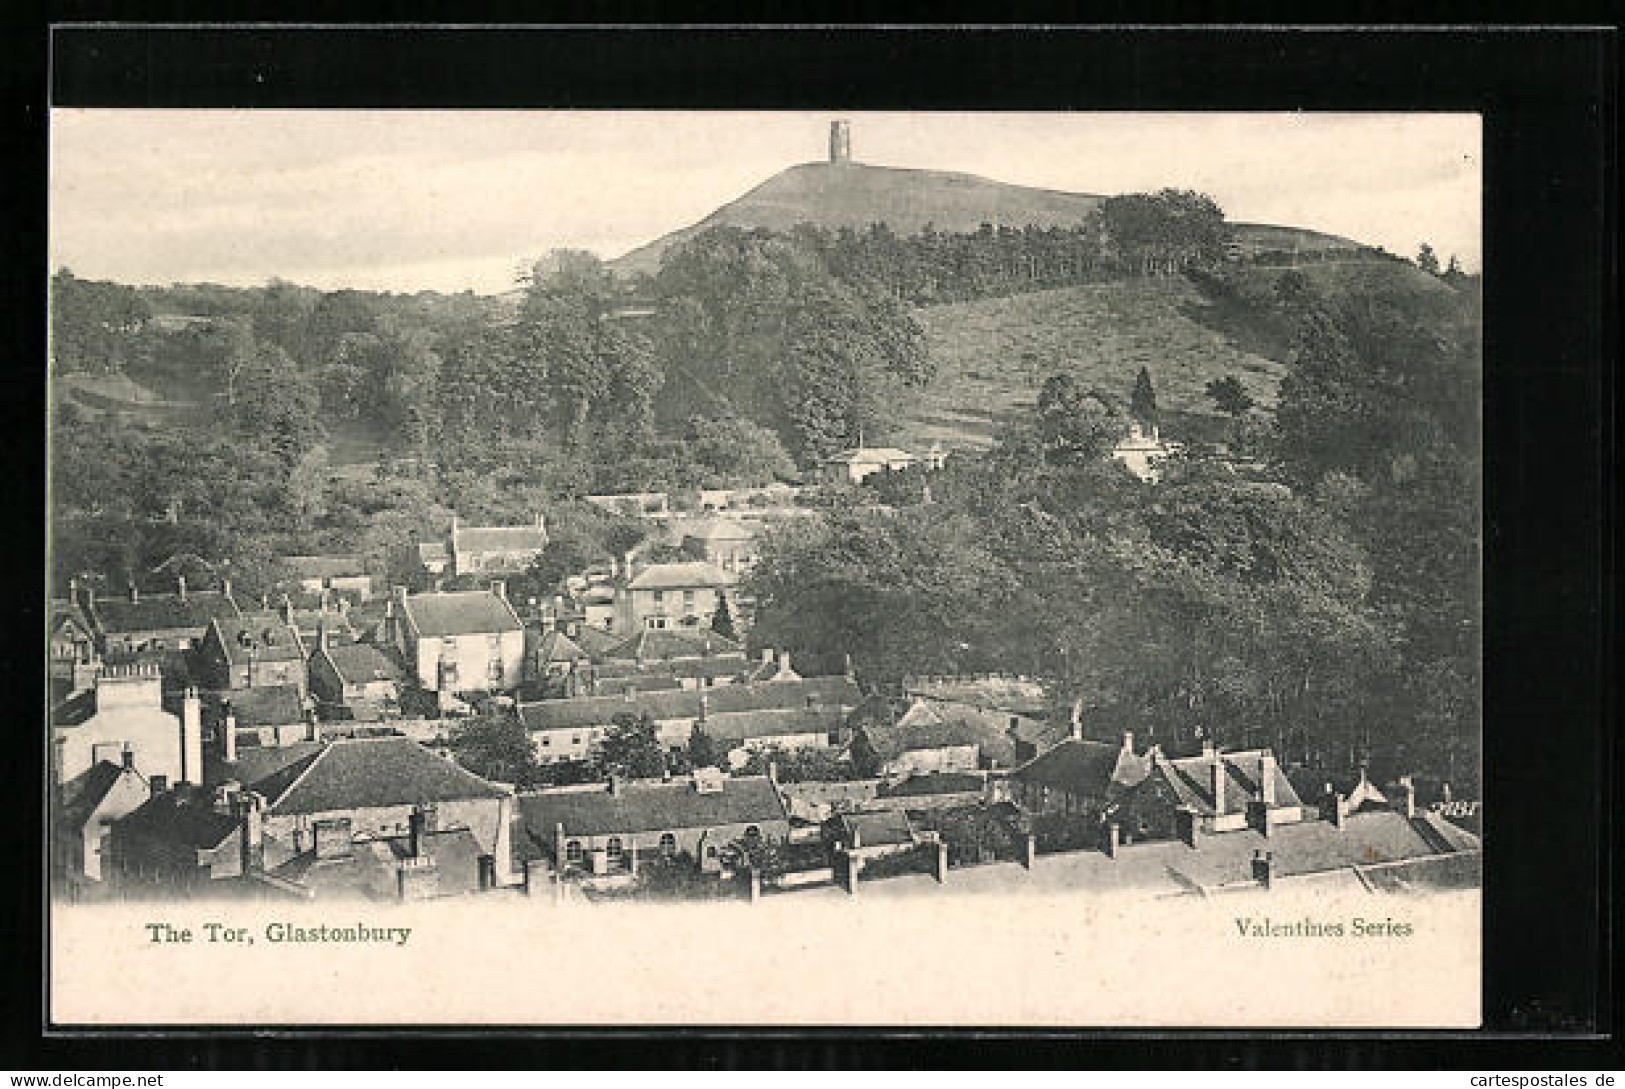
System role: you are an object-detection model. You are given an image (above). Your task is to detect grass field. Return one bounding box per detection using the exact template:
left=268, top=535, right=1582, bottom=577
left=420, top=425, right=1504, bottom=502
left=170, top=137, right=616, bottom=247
left=900, top=276, right=1288, bottom=451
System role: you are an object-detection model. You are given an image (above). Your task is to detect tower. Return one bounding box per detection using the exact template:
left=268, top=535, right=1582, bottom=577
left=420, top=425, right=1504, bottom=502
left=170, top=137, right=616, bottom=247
left=829, top=119, right=851, bottom=164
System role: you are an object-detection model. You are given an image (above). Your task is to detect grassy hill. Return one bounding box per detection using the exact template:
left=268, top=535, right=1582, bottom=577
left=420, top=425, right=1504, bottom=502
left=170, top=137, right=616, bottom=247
left=893, top=257, right=1447, bottom=453
left=611, top=160, right=1363, bottom=278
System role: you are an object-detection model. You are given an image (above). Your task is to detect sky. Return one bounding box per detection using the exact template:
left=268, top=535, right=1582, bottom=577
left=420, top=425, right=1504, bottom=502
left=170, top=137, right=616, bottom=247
left=50, top=111, right=1481, bottom=296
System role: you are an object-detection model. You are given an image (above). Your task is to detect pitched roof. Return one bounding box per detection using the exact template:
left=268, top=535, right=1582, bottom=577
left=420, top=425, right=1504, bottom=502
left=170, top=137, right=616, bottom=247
left=827, top=447, right=915, bottom=465
left=249, top=736, right=510, bottom=815
left=625, top=561, right=733, bottom=591
left=570, top=625, right=624, bottom=659
left=90, top=590, right=241, bottom=635
left=323, top=643, right=407, bottom=686
left=270, top=827, right=486, bottom=900
left=403, top=590, right=523, bottom=637
left=204, top=686, right=308, bottom=729
left=59, top=760, right=143, bottom=828
left=1152, top=749, right=1305, bottom=816
left=1013, top=736, right=1152, bottom=796
left=114, top=792, right=239, bottom=849
left=859, top=699, right=1023, bottom=766
left=518, top=774, right=787, bottom=839
left=680, top=517, right=757, bottom=542
left=839, top=809, right=917, bottom=847
left=207, top=740, right=325, bottom=792
left=51, top=599, right=94, bottom=639
left=278, top=554, right=368, bottom=580
left=593, top=673, right=685, bottom=697
left=418, top=542, right=450, bottom=564
left=702, top=707, right=843, bottom=744
left=604, top=627, right=742, bottom=662
left=518, top=676, right=862, bottom=732
left=536, top=630, right=591, bottom=664
left=455, top=525, right=547, bottom=553
left=211, top=613, right=307, bottom=664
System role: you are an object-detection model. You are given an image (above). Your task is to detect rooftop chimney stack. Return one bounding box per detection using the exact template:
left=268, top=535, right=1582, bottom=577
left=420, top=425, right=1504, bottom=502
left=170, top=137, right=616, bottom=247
left=1210, top=752, right=1227, bottom=816
left=1259, top=752, right=1277, bottom=806
left=176, top=574, right=187, bottom=600
left=1069, top=698, right=1083, bottom=741
left=1122, top=730, right=1135, bottom=753
left=180, top=687, right=203, bottom=786
left=829, top=119, right=851, bottom=164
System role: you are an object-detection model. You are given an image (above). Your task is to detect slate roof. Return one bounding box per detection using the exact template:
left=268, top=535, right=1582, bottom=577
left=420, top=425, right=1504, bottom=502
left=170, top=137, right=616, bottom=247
left=859, top=699, right=1023, bottom=766
left=211, top=614, right=307, bottom=664
left=204, top=685, right=308, bottom=729
left=604, top=627, right=743, bottom=662
left=206, top=740, right=325, bottom=792
left=1152, top=749, right=1306, bottom=816
left=279, top=554, right=368, bottom=580
left=570, top=625, right=626, bottom=660
left=517, top=676, right=862, bottom=732
left=403, top=590, right=524, bottom=637
left=455, top=525, right=547, bottom=553
left=1012, top=736, right=1152, bottom=797
left=535, top=630, right=591, bottom=664
left=249, top=736, right=510, bottom=815
left=879, top=772, right=986, bottom=798
left=51, top=599, right=94, bottom=639
left=840, top=809, right=917, bottom=848
left=114, top=792, right=239, bottom=849
left=59, top=760, right=142, bottom=828
left=680, top=517, right=757, bottom=542
left=592, top=673, right=685, bottom=697
left=625, top=561, right=733, bottom=591
left=90, top=590, right=241, bottom=635
left=270, top=827, right=487, bottom=901
left=323, top=643, right=407, bottom=686
left=703, top=707, right=844, bottom=744
left=519, top=774, right=788, bottom=839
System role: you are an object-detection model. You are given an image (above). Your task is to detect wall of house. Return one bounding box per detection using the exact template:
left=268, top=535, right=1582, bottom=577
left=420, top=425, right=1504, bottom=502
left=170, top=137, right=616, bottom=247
left=102, top=627, right=200, bottom=655
left=618, top=586, right=723, bottom=633
left=881, top=744, right=980, bottom=779
left=411, top=630, right=525, bottom=693
left=264, top=795, right=512, bottom=882
left=554, top=817, right=791, bottom=873
left=530, top=725, right=606, bottom=764
left=75, top=774, right=153, bottom=882
left=456, top=549, right=544, bottom=575
left=57, top=708, right=185, bottom=786
left=110, top=824, right=245, bottom=894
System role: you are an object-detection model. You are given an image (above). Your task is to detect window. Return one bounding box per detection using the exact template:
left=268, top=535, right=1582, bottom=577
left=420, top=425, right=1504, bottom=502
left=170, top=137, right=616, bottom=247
left=541, top=736, right=551, bottom=747
left=606, top=837, right=623, bottom=861
left=488, top=657, right=504, bottom=682
left=565, top=840, right=583, bottom=864
left=652, top=590, right=665, bottom=605
left=572, top=734, right=582, bottom=746
left=706, top=845, right=718, bottom=859
left=659, top=833, right=677, bottom=857
left=743, top=825, right=761, bottom=843
left=683, top=589, right=696, bottom=610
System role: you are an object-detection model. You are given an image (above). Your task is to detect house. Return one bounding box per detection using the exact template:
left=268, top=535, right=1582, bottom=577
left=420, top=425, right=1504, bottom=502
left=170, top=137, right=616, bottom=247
left=822, top=444, right=945, bottom=485
left=384, top=584, right=527, bottom=701
left=519, top=769, right=791, bottom=875
left=1106, top=743, right=1309, bottom=844
left=849, top=696, right=1026, bottom=778
left=238, top=736, right=515, bottom=880
left=308, top=636, right=408, bottom=720
left=50, top=596, right=101, bottom=701
left=577, top=582, right=618, bottom=632
left=516, top=675, right=863, bottom=764
left=106, top=786, right=251, bottom=895
left=54, top=753, right=150, bottom=886
left=277, top=554, right=375, bottom=602
left=588, top=628, right=753, bottom=693
left=202, top=685, right=316, bottom=756
left=602, top=627, right=744, bottom=666
left=615, top=560, right=735, bottom=634
left=677, top=517, right=760, bottom=575
left=78, top=577, right=241, bottom=655
left=265, top=805, right=499, bottom=901
left=418, top=514, right=549, bottom=578
left=526, top=628, right=593, bottom=698
left=833, top=809, right=925, bottom=861
left=1111, top=421, right=1181, bottom=483
left=198, top=612, right=309, bottom=693
left=52, top=664, right=203, bottom=789
left=1009, top=728, right=1155, bottom=822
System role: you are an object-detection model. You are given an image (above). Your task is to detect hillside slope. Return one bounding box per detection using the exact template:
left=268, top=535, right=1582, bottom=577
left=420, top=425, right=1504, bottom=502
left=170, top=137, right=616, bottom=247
left=611, top=160, right=1363, bottom=277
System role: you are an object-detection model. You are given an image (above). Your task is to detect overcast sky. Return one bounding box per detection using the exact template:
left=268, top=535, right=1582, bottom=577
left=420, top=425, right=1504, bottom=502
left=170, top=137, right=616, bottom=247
left=50, top=111, right=1480, bottom=295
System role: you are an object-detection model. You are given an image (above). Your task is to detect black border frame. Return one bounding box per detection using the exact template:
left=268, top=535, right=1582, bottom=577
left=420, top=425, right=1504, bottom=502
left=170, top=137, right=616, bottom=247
left=3, top=19, right=1616, bottom=1068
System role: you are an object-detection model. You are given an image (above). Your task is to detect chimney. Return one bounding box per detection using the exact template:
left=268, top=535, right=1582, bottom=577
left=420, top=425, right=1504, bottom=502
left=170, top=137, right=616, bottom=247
left=393, top=585, right=409, bottom=609
left=176, top=574, right=187, bottom=600
left=121, top=746, right=134, bottom=771
left=1258, top=752, right=1277, bottom=805
left=221, top=578, right=232, bottom=602
left=761, top=647, right=774, bottom=665
left=1104, top=821, right=1120, bottom=858
left=609, top=775, right=623, bottom=797
left=491, top=579, right=507, bottom=602
left=1176, top=806, right=1200, bottom=848
left=698, top=693, right=709, bottom=723
left=1069, top=698, right=1083, bottom=741
left=222, top=710, right=238, bottom=763
left=150, top=774, right=168, bottom=797
left=478, top=854, right=496, bottom=891
left=622, top=550, right=636, bottom=582
left=127, top=583, right=139, bottom=603
left=408, top=808, right=427, bottom=860
left=767, top=760, right=779, bottom=786
left=1396, top=775, right=1416, bottom=818
left=1122, top=730, right=1135, bottom=753
left=1251, top=850, right=1273, bottom=888
left=180, top=687, right=202, bottom=787
left=317, top=617, right=330, bottom=652
left=776, top=650, right=791, bottom=678
left=850, top=825, right=862, bottom=850
left=281, top=594, right=295, bottom=626
left=240, top=791, right=265, bottom=873
left=1210, top=753, right=1227, bottom=816
left=534, top=512, right=545, bottom=531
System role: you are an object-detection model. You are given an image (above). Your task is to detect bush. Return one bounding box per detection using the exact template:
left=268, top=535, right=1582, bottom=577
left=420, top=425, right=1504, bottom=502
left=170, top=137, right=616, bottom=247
left=856, top=844, right=935, bottom=881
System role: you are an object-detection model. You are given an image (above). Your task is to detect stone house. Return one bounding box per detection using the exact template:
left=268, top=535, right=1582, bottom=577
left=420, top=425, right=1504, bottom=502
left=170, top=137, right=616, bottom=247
left=277, top=554, right=375, bottom=602
left=198, top=612, right=310, bottom=693
left=385, top=584, right=527, bottom=700
left=55, top=753, right=151, bottom=885
left=849, top=696, right=1026, bottom=778
left=52, top=664, right=203, bottom=789
left=615, top=560, right=734, bottom=633
left=418, top=514, right=548, bottom=578
left=519, top=769, right=790, bottom=875
left=79, top=577, right=242, bottom=655
left=307, top=637, right=408, bottom=720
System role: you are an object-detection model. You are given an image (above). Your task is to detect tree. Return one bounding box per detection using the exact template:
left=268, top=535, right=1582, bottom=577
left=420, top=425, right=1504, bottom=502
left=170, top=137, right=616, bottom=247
left=448, top=714, right=537, bottom=787
left=1131, top=366, right=1159, bottom=429
left=686, top=723, right=718, bottom=770
left=710, top=593, right=737, bottom=639
left=1033, top=374, right=1127, bottom=465
left=847, top=728, right=883, bottom=778
left=231, top=342, right=324, bottom=466
left=1415, top=242, right=1440, bottom=276
left=595, top=712, right=668, bottom=779
left=1204, top=375, right=1256, bottom=417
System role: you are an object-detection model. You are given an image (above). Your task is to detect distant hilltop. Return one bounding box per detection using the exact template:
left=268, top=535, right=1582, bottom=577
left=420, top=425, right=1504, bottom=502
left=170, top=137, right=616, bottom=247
left=610, top=120, right=1362, bottom=277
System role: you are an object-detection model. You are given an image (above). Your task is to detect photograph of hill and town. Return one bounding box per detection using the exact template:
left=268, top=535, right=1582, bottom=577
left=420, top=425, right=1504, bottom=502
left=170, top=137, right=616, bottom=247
left=49, top=111, right=1482, bottom=913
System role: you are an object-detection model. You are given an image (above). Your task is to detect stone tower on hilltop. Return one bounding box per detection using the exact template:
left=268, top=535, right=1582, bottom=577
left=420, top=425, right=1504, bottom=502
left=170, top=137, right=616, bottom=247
left=829, top=119, right=852, bottom=164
